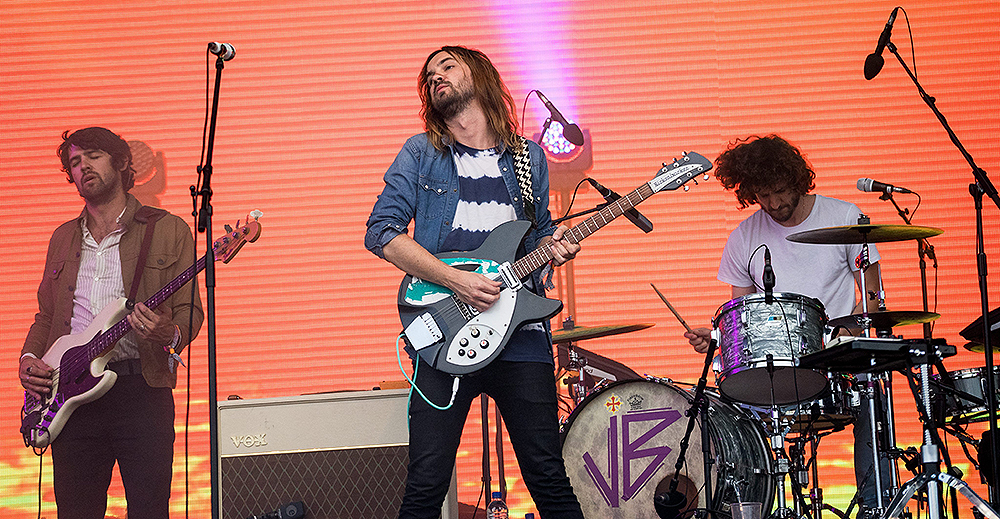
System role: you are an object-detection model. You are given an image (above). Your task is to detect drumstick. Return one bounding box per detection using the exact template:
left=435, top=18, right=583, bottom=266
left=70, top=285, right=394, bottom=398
left=650, top=283, right=694, bottom=334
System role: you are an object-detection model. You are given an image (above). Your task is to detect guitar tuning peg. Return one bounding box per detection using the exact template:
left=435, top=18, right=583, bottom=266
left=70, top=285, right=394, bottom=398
left=692, top=178, right=699, bottom=185
left=224, top=224, right=233, bottom=233
left=703, top=174, right=710, bottom=181
left=683, top=185, right=690, bottom=192
left=249, top=209, right=263, bottom=220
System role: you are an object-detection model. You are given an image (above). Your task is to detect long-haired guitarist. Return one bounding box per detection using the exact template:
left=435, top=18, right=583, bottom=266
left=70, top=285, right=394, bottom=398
left=365, top=46, right=584, bottom=519
left=18, top=127, right=203, bottom=519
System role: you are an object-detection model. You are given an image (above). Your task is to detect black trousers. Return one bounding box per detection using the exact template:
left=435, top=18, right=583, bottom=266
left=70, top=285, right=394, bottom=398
left=398, top=359, right=584, bottom=519
left=51, top=371, right=175, bottom=519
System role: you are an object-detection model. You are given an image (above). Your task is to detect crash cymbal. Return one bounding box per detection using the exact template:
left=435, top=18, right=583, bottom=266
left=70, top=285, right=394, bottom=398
left=964, top=341, right=1000, bottom=353
left=551, top=323, right=654, bottom=343
left=786, top=224, right=943, bottom=244
left=828, top=310, right=940, bottom=330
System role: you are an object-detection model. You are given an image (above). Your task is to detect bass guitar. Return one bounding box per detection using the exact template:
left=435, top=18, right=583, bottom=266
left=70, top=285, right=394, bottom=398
left=398, top=152, right=711, bottom=374
left=21, top=211, right=263, bottom=449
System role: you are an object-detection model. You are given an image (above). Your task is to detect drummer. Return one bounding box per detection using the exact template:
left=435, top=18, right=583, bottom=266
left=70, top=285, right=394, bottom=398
left=684, top=134, right=887, bottom=515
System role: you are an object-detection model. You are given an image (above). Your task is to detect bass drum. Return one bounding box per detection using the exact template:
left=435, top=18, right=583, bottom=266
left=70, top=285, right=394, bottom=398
left=562, top=378, right=774, bottom=519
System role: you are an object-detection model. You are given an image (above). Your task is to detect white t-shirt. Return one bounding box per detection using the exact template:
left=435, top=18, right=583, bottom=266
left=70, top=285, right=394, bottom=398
left=717, top=195, right=880, bottom=319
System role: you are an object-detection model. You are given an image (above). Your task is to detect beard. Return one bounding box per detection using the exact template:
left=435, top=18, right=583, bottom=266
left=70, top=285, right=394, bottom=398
left=432, top=83, right=475, bottom=119
left=761, top=192, right=801, bottom=223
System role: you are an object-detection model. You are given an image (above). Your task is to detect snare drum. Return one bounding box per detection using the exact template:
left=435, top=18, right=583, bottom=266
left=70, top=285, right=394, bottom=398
left=715, top=292, right=829, bottom=406
left=562, top=378, right=774, bottom=518
left=934, top=366, right=1000, bottom=424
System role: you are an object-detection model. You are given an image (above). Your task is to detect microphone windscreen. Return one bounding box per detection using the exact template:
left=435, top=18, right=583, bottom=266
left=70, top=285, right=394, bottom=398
left=864, top=53, right=884, bottom=80
left=563, top=124, right=585, bottom=146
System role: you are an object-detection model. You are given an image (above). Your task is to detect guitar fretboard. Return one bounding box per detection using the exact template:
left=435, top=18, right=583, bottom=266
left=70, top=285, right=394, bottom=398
left=83, top=253, right=209, bottom=362
left=511, top=182, right=655, bottom=280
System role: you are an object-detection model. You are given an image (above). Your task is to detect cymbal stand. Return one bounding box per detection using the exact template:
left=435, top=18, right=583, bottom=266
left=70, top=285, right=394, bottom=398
left=766, top=355, right=795, bottom=519
left=882, top=347, right=1000, bottom=519
left=854, top=221, right=894, bottom=513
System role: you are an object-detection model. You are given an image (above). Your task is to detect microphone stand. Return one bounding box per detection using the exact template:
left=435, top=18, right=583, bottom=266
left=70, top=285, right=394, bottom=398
left=191, top=53, right=226, bottom=519
left=880, top=192, right=936, bottom=341
left=656, top=338, right=717, bottom=519
left=885, top=39, right=999, bottom=505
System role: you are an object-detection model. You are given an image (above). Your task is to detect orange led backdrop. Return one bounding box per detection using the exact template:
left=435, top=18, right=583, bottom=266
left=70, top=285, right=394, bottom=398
left=1, top=1, right=998, bottom=517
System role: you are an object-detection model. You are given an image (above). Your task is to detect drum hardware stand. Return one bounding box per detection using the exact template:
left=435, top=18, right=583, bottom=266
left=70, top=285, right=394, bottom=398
left=654, top=339, right=716, bottom=519
left=881, top=348, right=1000, bottom=519
left=765, top=354, right=809, bottom=519
left=852, top=219, right=898, bottom=515
left=788, top=432, right=825, bottom=519
left=881, top=32, right=999, bottom=504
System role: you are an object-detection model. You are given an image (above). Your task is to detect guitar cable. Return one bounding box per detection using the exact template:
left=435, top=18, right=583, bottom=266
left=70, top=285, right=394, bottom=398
left=396, top=333, right=460, bottom=411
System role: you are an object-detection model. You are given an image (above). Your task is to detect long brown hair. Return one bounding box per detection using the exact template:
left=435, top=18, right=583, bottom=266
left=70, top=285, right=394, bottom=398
left=418, top=46, right=520, bottom=151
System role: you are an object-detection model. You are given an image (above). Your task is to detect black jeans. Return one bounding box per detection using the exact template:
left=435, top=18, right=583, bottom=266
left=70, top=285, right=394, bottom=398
left=398, top=359, right=584, bottom=519
left=50, top=372, right=175, bottom=519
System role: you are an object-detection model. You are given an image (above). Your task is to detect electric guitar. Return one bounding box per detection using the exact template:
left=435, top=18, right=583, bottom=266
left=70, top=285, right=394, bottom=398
left=398, top=152, right=712, bottom=374
left=21, top=210, right=263, bottom=449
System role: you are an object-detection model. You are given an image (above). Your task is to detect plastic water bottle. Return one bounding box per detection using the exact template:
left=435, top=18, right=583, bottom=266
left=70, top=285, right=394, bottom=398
left=486, top=491, right=508, bottom=519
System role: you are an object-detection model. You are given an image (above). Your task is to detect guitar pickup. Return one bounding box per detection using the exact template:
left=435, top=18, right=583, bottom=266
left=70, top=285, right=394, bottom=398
left=497, top=262, right=521, bottom=291
left=404, top=312, right=443, bottom=351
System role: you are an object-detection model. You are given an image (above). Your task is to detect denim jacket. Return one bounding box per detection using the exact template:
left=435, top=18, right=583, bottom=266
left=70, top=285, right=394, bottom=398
left=366, top=133, right=558, bottom=363
left=366, top=132, right=556, bottom=260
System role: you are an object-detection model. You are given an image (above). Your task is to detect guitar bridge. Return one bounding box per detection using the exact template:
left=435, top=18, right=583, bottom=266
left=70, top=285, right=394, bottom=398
left=404, top=312, right=443, bottom=351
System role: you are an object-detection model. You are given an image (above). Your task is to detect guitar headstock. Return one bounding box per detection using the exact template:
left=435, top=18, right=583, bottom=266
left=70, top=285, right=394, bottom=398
left=648, top=151, right=713, bottom=193
left=213, top=210, right=263, bottom=264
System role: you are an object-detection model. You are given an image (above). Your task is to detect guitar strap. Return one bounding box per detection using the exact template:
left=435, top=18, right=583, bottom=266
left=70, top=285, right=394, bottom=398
left=512, top=135, right=535, bottom=225
left=128, top=206, right=167, bottom=304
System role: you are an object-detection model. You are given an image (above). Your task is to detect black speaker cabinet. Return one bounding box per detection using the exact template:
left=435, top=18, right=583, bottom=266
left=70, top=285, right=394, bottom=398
left=218, top=389, right=458, bottom=519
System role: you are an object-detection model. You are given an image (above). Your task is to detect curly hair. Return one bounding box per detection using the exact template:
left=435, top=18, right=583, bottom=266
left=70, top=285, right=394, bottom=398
left=714, top=134, right=815, bottom=209
left=418, top=46, right=520, bottom=151
left=57, top=127, right=136, bottom=191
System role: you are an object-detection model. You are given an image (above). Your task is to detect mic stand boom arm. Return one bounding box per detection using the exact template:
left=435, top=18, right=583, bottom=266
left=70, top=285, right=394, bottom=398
left=884, top=40, right=999, bottom=504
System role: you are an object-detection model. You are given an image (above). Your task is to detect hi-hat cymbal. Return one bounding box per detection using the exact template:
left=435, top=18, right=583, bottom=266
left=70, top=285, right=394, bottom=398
left=828, top=310, right=940, bottom=330
left=786, top=224, right=943, bottom=244
left=551, top=323, right=654, bottom=343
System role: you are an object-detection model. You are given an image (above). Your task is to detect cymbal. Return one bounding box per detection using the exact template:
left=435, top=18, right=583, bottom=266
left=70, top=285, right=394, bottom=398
left=551, top=323, right=654, bottom=343
left=964, top=341, right=1000, bottom=353
left=828, top=310, right=940, bottom=330
left=786, top=224, right=943, bottom=244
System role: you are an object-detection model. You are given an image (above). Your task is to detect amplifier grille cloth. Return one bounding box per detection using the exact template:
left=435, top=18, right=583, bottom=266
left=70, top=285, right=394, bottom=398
left=221, top=445, right=408, bottom=519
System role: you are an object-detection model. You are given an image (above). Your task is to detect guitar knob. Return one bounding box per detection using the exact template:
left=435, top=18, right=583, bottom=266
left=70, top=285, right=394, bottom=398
left=457, top=349, right=466, bottom=357
left=470, top=328, right=480, bottom=338
left=467, top=349, right=477, bottom=359
left=480, top=339, right=489, bottom=349
left=459, top=338, right=468, bottom=347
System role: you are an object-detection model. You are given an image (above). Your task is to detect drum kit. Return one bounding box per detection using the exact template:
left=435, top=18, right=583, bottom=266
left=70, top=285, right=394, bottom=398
left=556, top=223, right=1000, bottom=519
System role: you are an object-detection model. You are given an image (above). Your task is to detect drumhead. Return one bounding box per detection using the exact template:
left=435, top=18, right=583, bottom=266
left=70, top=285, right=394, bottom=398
left=561, top=379, right=773, bottom=518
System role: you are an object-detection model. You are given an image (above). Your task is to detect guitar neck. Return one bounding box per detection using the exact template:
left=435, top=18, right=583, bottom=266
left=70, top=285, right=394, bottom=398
left=512, top=182, right=655, bottom=279
left=86, top=253, right=209, bottom=361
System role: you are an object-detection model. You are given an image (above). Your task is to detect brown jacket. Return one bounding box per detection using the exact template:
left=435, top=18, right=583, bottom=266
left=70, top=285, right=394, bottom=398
left=22, top=195, right=204, bottom=388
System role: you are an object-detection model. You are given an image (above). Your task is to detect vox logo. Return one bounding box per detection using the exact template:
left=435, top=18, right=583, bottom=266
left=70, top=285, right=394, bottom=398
left=231, top=434, right=267, bottom=448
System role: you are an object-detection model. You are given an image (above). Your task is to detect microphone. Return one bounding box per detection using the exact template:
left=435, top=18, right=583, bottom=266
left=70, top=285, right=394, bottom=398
left=208, top=42, right=237, bottom=61
left=763, top=247, right=775, bottom=304
left=653, top=488, right=687, bottom=519
left=535, top=90, right=585, bottom=146
left=857, top=177, right=913, bottom=194
left=588, top=178, right=653, bottom=233
left=864, top=7, right=899, bottom=80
